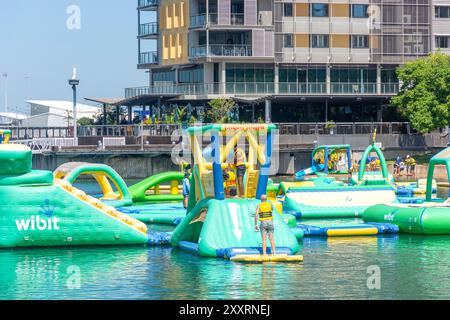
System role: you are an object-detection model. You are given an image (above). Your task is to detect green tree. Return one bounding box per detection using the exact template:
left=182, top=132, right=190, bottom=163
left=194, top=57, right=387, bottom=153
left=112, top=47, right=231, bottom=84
left=77, top=117, right=93, bottom=126
left=391, top=52, right=450, bottom=133
left=205, top=98, right=236, bottom=123
left=93, top=105, right=125, bottom=125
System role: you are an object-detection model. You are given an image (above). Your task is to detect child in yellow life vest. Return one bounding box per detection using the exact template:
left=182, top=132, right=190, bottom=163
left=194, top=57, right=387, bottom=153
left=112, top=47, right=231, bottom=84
left=223, top=166, right=238, bottom=198
left=234, top=145, right=247, bottom=197
left=254, top=195, right=277, bottom=256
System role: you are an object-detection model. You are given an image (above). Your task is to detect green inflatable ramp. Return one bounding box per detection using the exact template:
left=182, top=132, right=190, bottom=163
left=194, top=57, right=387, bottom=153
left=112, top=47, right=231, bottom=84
left=0, top=144, right=149, bottom=248
left=171, top=198, right=300, bottom=258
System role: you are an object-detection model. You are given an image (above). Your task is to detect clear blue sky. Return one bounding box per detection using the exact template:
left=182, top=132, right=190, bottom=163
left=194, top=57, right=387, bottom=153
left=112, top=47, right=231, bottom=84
left=0, top=0, right=148, bottom=114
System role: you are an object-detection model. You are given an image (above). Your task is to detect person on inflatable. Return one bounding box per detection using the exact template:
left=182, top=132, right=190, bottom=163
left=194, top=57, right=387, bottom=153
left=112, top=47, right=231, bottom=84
left=182, top=170, right=191, bottom=209
left=223, top=166, right=238, bottom=198
left=233, top=145, right=247, bottom=197
left=254, top=195, right=277, bottom=256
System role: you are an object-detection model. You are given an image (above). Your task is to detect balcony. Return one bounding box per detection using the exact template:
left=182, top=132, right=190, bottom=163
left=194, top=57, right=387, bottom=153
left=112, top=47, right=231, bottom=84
left=125, top=81, right=399, bottom=98
left=139, top=22, right=158, bottom=37
left=139, top=51, right=158, bottom=65
left=231, top=13, right=244, bottom=25
left=381, top=83, right=400, bottom=94
left=190, top=14, right=218, bottom=28
left=138, top=0, right=159, bottom=9
left=279, top=83, right=327, bottom=94
left=190, top=44, right=252, bottom=58
left=125, top=83, right=220, bottom=98
left=331, top=83, right=377, bottom=94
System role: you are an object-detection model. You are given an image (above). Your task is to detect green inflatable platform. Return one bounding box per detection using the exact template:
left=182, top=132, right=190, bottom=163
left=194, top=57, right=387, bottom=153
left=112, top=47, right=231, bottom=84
left=363, top=146, right=450, bottom=235
left=171, top=198, right=300, bottom=258
left=0, top=144, right=149, bottom=248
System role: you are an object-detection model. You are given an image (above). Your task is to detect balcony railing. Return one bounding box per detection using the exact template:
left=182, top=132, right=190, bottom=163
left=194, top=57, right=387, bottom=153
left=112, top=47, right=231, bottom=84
left=139, top=22, right=158, bottom=36
left=382, top=83, right=400, bottom=94
left=139, top=51, right=158, bottom=65
left=125, top=81, right=400, bottom=98
left=190, top=14, right=218, bottom=27
left=0, top=123, right=416, bottom=141
left=138, top=0, right=159, bottom=8
left=279, top=83, right=327, bottom=94
left=231, top=13, right=245, bottom=25
left=331, top=83, right=377, bottom=94
left=190, top=45, right=252, bottom=58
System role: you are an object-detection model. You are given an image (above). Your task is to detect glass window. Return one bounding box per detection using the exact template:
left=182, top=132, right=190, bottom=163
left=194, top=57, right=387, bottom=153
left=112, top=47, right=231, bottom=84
left=284, top=34, right=294, bottom=48
left=381, top=69, right=398, bottom=83
left=352, top=35, right=369, bottom=48
left=435, top=6, right=450, bottom=18
left=436, top=36, right=450, bottom=48
left=351, top=4, right=369, bottom=18
left=312, top=3, right=329, bottom=17
left=283, top=3, right=293, bottom=17
left=308, top=68, right=326, bottom=82
left=311, top=34, right=329, bottom=48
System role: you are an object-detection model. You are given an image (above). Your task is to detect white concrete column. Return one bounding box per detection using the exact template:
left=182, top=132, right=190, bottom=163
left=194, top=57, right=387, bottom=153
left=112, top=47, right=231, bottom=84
left=326, top=65, right=331, bottom=95
left=377, top=64, right=382, bottom=95
left=265, top=99, right=272, bottom=123
left=274, top=63, right=279, bottom=94
left=220, top=62, right=226, bottom=94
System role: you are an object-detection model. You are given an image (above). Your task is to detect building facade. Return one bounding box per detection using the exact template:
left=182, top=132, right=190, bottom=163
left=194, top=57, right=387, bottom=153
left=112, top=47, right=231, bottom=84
left=127, top=0, right=450, bottom=122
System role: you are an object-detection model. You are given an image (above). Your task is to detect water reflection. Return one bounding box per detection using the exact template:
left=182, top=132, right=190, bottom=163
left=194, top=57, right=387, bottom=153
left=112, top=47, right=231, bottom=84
left=0, top=234, right=449, bottom=299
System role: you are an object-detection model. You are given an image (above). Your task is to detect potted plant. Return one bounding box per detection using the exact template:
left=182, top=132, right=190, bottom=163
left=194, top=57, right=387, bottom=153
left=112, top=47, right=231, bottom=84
left=325, top=120, right=337, bottom=135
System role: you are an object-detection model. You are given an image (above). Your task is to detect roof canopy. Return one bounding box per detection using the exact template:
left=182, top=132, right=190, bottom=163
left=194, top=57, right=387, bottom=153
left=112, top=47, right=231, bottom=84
left=27, top=100, right=100, bottom=113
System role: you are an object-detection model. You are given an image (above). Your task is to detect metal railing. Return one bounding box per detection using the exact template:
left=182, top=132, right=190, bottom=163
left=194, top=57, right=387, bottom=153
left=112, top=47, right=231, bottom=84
left=125, top=81, right=397, bottom=98
left=78, top=125, right=181, bottom=137
left=190, top=13, right=218, bottom=27
left=231, top=13, right=245, bottom=25
left=276, top=122, right=413, bottom=135
left=331, top=83, right=377, bottom=94
left=139, top=51, right=158, bottom=65
left=279, top=83, right=327, bottom=94
left=190, top=45, right=252, bottom=58
left=139, top=22, right=158, bottom=36
left=137, top=0, right=159, bottom=8
left=1, top=123, right=417, bottom=141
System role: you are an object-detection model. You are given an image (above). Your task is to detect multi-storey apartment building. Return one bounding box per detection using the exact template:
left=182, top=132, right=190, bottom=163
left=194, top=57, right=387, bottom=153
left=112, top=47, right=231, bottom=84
left=126, top=0, right=450, bottom=122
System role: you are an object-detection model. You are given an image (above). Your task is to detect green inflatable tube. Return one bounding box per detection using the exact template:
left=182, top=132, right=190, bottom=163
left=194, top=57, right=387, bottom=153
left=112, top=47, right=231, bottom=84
left=363, top=204, right=450, bottom=235
left=129, top=171, right=184, bottom=203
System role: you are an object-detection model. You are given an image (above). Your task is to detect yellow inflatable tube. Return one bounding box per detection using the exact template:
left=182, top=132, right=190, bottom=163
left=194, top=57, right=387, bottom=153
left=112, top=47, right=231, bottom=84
left=230, top=254, right=304, bottom=263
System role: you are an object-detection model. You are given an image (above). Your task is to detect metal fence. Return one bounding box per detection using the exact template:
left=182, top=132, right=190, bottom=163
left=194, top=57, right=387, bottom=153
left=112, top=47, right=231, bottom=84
left=0, top=122, right=414, bottom=141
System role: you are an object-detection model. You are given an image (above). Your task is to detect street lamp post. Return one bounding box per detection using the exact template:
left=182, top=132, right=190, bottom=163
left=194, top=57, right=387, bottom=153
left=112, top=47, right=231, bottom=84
left=68, top=68, right=80, bottom=142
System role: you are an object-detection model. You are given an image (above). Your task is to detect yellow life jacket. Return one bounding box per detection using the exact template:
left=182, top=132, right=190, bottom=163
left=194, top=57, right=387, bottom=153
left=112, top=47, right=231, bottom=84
left=224, top=171, right=237, bottom=190
left=259, top=202, right=274, bottom=221
left=235, top=148, right=246, bottom=166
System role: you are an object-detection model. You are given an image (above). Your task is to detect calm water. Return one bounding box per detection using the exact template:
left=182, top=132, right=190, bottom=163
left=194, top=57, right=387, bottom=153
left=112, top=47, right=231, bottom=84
left=1, top=235, right=449, bottom=300
left=1, top=180, right=449, bottom=300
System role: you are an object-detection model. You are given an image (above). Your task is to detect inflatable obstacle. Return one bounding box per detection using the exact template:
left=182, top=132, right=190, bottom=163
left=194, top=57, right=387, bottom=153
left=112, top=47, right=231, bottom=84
left=230, top=254, right=304, bottom=263
left=295, top=145, right=352, bottom=180
left=363, top=147, right=450, bottom=235
left=119, top=202, right=186, bottom=225
left=0, top=144, right=148, bottom=248
left=396, top=179, right=437, bottom=196
left=128, top=171, right=184, bottom=203
left=283, top=142, right=396, bottom=218
left=54, top=162, right=133, bottom=208
left=172, top=124, right=301, bottom=259
left=171, top=198, right=300, bottom=258
left=296, top=222, right=399, bottom=237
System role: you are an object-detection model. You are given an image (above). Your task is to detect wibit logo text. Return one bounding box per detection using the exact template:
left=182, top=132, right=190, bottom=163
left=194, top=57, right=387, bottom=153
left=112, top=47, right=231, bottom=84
left=16, top=215, right=60, bottom=231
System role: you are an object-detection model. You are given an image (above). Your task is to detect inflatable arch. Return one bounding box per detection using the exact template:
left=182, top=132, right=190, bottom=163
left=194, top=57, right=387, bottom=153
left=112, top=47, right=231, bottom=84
left=54, top=162, right=132, bottom=207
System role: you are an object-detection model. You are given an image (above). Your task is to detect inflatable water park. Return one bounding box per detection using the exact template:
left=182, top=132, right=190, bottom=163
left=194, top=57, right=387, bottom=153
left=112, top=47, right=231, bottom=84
left=1, top=124, right=450, bottom=265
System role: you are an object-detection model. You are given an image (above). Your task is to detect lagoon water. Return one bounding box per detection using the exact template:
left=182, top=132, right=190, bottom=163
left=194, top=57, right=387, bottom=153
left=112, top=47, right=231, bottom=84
left=1, top=181, right=449, bottom=300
